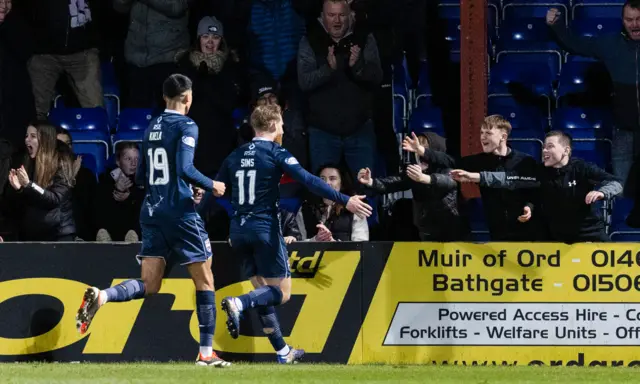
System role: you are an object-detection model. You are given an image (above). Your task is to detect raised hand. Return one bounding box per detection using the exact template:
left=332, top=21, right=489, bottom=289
left=402, top=132, right=425, bottom=157
left=357, top=168, right=373, bottom=186
left=546, top=8, right=561, bottom=25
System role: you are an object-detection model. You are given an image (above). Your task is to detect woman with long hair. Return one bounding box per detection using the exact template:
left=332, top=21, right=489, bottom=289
left=296, top=164, right=369, bottom=242
left=6, top=122, right=78, bottom=241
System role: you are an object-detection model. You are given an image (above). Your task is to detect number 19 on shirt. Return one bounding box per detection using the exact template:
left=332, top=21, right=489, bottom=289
left=148, top=147, right=169, bottom=186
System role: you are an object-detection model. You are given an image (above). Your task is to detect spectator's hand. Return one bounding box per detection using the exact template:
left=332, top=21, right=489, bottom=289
left=406, top=164, right=431, bottom=184
left=357, top=168, right=373, bottom=186
left=315, top=224, right=334, bottom=242
left=450, top=169, right=481, bottom=183
left=284, top=236, right=297, bottom=244
left=17, top=166, right=29, bottom=187
left=546, top=8, right=561, bottom=25
left=115, top=173, right=132, bottom=192
left=402, top=132, right=426, bottom=157
left=585, top=191, right=605, bottom=205
left=346, top=195, right=373, bottom=218
left=518, top=206, right=532, bottom=223
left=213, top=181, right=226, bottom=197
left=193, top=187, right=204, bottom=204
left=113, top=189, right=130, bottom=202
left=327, top=46, right=337, bottom=70
left=8, top=169, right=20, bottom=190
left=349, top=45, right=361, bottom=67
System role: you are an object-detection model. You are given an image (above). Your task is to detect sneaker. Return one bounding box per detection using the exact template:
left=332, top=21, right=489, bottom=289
left=124, top=230, right=139, bottom=242
left=196, top=352, right=232, bottom=368
left=220, top=297, right=241, bottom=339
left=277, top=346, right=305, bottom=364
left=96, top=229, right=112, bottom=242
left=75, top=287, right=103, bottom=335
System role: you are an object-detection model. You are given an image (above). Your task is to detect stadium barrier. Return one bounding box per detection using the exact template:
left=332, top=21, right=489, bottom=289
left=1, top=242, right=640, bottom=366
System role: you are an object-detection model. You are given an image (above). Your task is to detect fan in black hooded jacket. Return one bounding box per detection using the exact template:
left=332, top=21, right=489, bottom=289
left=359, top=132, right=469, bottom=241
left=454, top=132, right=623, bottom=243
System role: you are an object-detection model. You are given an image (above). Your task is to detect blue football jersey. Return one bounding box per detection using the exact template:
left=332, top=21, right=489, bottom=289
left=216, top=138, right=350, bottom=222
left=137, top=110, right=214, bottom=223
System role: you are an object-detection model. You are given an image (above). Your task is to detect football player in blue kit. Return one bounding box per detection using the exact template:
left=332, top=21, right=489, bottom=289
left=216, top=104, right=373, bottom=363
left=75, top=74, right=230, bottom=367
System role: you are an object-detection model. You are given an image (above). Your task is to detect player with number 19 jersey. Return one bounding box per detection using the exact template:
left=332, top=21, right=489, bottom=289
left=138, top=110, right=213, bottom=222
left=136, top=109, right=215, bottom=264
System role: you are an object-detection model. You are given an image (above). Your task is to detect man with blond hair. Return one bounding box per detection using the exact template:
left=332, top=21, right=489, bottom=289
left=215, top=104, right=372, bottom=363
left=403, top=115, right=540, bottom=241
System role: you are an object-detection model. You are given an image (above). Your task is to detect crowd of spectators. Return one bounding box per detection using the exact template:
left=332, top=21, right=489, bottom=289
left=0, top=0, right=632, bottom=244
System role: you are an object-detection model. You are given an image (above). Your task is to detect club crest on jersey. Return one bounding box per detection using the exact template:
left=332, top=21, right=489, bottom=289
left=182, top=136, right=196, bottom=148
left=285, top=157, right=298, bottom=165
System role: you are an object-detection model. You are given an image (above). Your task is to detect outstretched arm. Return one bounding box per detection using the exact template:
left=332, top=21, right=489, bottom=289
left=276, top=149, right=372, bottom=218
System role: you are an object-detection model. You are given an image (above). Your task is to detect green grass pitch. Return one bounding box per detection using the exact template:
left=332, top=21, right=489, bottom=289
left=1, top=364, right=639, bottom=383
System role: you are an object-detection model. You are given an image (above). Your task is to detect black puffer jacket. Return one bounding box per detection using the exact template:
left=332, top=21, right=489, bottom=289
left=9, top=161, right=76, bottom=241
left=368, top=132, right=469, bottom=241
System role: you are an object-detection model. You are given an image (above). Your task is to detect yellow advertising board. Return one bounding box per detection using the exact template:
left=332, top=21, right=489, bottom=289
left=352, top=242, right=640, bottom=366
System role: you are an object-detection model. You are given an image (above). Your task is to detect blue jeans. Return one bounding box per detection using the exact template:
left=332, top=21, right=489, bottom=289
left=612, top=128, right=634, bottom=195
left=308, top=120, right=376, bottom=179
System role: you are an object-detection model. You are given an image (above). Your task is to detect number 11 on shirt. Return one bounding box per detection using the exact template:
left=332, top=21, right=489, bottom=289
left=235, top=169, right=256, bottom=205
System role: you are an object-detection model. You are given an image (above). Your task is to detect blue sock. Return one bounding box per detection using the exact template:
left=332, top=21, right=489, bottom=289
left=237, top=285, right=283, bottom=310
left=196, top=290, right=215, bottom=354
left=104, top=279, right=145, bottom=302
left=258, top=306, right=287, bottom=353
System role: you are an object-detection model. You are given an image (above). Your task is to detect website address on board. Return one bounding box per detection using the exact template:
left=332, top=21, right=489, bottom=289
left=432, top=353, right=640, bottom=367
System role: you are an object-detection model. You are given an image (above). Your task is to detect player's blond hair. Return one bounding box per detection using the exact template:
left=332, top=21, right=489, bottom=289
left=482, top=115, right=512, bottom=136
left=251, top=104, right=282, bottom=133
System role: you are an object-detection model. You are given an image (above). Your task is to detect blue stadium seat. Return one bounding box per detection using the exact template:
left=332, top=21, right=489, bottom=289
left=75, top=152, right=98, bottom=180
left=408, top=107, right=445, bottom=136
left=572, top=140, right=612, bottom=170
left=489, top=61, right=554, bottom=98
left=609, top=198, right=640, bottom=241
left=499, top=18, right=557, bottom=42
left=572, top=3, right=624, bottom=20
left=49, top=107, right=110, bottom=133
left=73, top=143, right=108, bottom=176
left=118, top=108, right=154, bottom=131
left=572, top=17, right=621, bottom=38
left=393, top=96, right=407, bottom=134
left=503, top=2, right=569, bottom=22
left=552, top=107, right=613, bottom=139
left=496, top=44, right=562, bottom=79
left=488, top=104, right=546, bottom=139
left=415, top=61, right=432, bottom=101
left=232, top=107, right=250, bottom=130
left=101, top=61, right=120, bottom=97
left=508, top=139, right=543, bottom=161
left=112, top=130, right=145, bottom=152
left=556, top=59, right=612, bottom=106
left=467, top=198, right=490, bottom=240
